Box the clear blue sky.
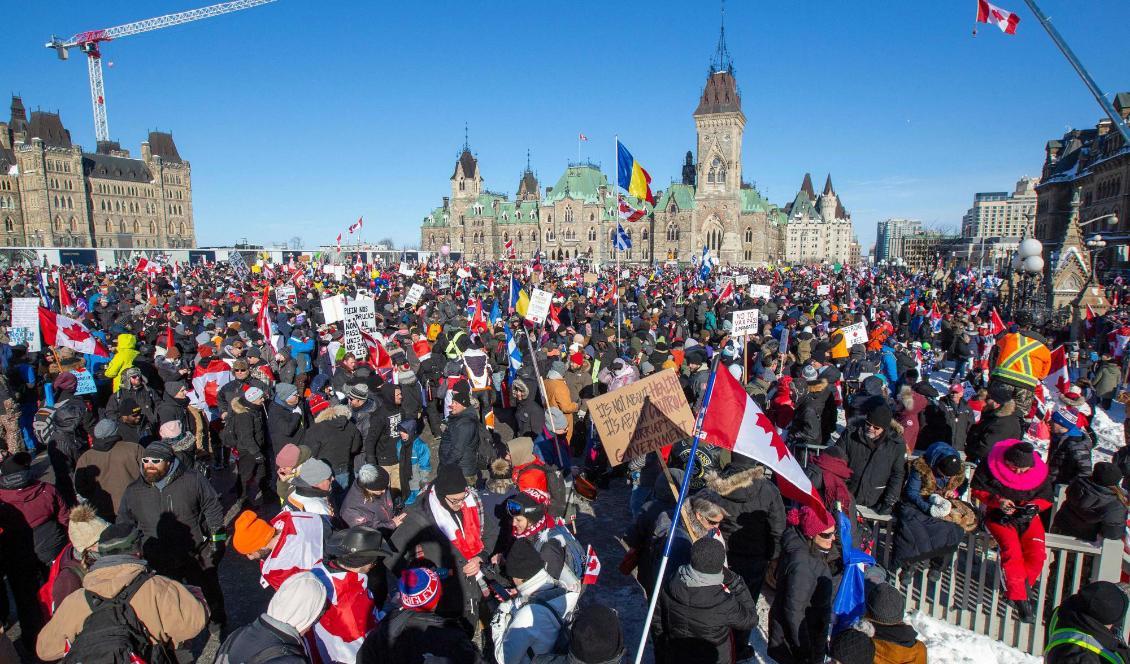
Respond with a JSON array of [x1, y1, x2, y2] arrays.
[[4, 1, 1128, 251]]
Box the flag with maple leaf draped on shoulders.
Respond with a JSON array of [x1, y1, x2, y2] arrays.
[[700, 364, 828, 519], [38, 307, 109, 357]]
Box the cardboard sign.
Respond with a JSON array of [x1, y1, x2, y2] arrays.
[[750, 284, 771, 300], [588, 369, 696, 467], [437, 275, 451, 290], [734, 274, 750, 286], [342, 295, 377, 359], [526, 288, 553, 324], [583, 273, 598, 284], [730, 309, 761, 337], [816, 284, 830, 296], [275, 285, 297, 308], [320, 294, 346, 324], [73, 369, 97, 396], [10, 297, 41, 352], [228, 252, 251, 281], [841, 321, 868, 348], [405, 284, 426, 306], [398, 263, 415, 276]]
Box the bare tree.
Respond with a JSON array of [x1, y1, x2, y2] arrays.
[[377, 237, 396, 250], [289, 236, 304, 250]]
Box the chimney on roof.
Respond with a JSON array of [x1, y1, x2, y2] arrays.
[[141, 141, 152, 162], [443, 196, 449, 210]]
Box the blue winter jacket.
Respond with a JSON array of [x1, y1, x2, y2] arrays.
[[904, 441, 964, 513]]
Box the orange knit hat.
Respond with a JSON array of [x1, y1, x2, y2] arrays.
[[232, 510, 276, 555]]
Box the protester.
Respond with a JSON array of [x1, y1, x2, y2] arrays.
[[214, 571, 327, 664], [767, 505, 838, 664], [1044, 581, 1130, 663]]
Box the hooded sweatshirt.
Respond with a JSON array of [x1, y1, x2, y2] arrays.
[[103, 333, 139, 392]]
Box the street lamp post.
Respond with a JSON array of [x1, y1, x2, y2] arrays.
[[1010, 238, 1044, 318]]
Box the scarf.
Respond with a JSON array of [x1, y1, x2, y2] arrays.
[[676, 563, 723, 588], [513, 512, 551, 539], [813, 453, 855, 512], [428, 489, 484, 562]]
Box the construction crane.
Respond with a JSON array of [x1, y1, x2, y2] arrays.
[[46, 0, 277, 144]]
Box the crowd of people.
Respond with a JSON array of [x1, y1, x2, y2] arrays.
[[0, 255, 1124, 663]]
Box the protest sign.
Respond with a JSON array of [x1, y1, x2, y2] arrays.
[[734, 274, 750, 286], [437, 274, 451, 290], [228, 252, 251, 281], [816, 284, 830, 296], [456, 267, 471, 279], [320, 294, 346, 324], [526, 288, 552, 324], [583, 273, 598, 284], [841, 321, 868, 348], [10, 297, 41, 352], [587, 369, 696, 467], [342, 295, 377, 359], [620, 269, 629, 279], [73, 369, 97, 396], [398, 263, 415, 277], [730, 309, 761, 337], [404, 283, 426, 306], [749, 284, 771, 300], [274, 285, 297, 308]]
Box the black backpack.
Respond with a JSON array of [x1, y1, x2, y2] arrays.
[[63, 571, 174, 664]]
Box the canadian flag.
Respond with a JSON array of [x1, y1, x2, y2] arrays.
[[715, 281, 735, 305], [1043, 345, 1071, 398], [470, 297, 489, 335], [38, 307, 108, 357], [192, 358, 233, 408], [259, 511, 328, 590], [348, 216, 363, 234], [1085, 304, 1097, 337], [700, 366, 829, 520], [990, 307, 1006, 335], [57, 273, 74, 312], [618, 195, 646, 223], [356, 323, 394, 381], [582, 544, 601, 584], [976, 0, 1020, 34], [548, 304, 562, 331], [257, 287, 277, 353], [504, 238, 515, 258], [578, 133, 588, 142], [312, 569, 378, 664], [134, 257, 162, 274]]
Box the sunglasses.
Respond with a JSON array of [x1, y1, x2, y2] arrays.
[[140, 457, 167, 465], [816, 530, 837, 540], [233, 368, 249, 373]]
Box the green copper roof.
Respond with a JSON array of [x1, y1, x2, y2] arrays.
[[423, 205, 448, 227], [543, 164, 610, 204], [466, 193, 509, 219], [786, 189, 816, 219], [740, 187, 776, 214], [655, 183, 696, 212]]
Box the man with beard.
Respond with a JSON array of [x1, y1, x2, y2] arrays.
[[116, 440, 228, 636], [104, 367, 159, 434]]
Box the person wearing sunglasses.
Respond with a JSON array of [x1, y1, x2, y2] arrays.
[[767, 505, 838, 664]]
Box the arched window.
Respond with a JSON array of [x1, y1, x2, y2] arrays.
[[744, 226, 753, 243], [707, 227, 722, 252], [667, 224, 679, 242], [119, 220, 126, 233], [3, 218, 12, 232], [179, 222, 186, 235], [69, 217, 76, 232], [54, 216, 61, 231], [588, 227, 596, 241], [133, 221, 140, 234], [642, 228, 649, 241], [517, 231, 523, 242], [708, 157, 726, 185], [503, 232, 509, 242], [105, 220, 111, 233], [565, 208, 574, 224]]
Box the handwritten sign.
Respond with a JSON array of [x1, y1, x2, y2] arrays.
[[750, 284, 771, 300], [526, 288, 553, 324], [10, 297, 41, 352], [583, 273, 598, 284], [398, 263, 415, 277], [437, 274, 451, 291], [73, 369, 97, 396], [320, 294, 345, 324], [274, 285, 297, 308], [587, 369, 696, 467], [730, 309, 761, 337], [734, 274, 750, 286], [404, 284, 426, 306], [841, 321, 868, 348], [342, 295, 377, 359], [816, 284, 830, 296]]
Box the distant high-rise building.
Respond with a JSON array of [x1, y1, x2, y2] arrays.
[[875, 218, 922, 262], [961, 177, 1038, 239]]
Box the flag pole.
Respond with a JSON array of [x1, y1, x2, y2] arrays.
[[614, 135, 621, 351], [632, 355, 721, 664]]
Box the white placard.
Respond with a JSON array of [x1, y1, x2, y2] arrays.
[[437, 275, 451, 290], [274, 285, 296, 308], [405, 284, 425, 306], [526, 288, 553, 324], [456, 267, 471, 279], [841, 321, 868, 348], [10, 297, 41, 352], [730, 309, 760, 337], [816, 284, 830, 296], [750, 284, 771, 300], [320, 294, 345, 325], [734, 274, 750, 286], [322, 265, 336, 275], [620, 269, 630, 279], [333, 265, 346, 280], [398, 263, 415, 276], [342, 295, 377, 359]]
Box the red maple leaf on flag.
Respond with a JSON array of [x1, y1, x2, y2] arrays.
[[62, 323, 92, 343], [755, 412, 791, 461]]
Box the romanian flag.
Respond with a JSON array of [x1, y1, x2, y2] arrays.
[[617, 141, 654, 204]]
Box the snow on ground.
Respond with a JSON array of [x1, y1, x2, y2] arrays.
[[1092, 400, 1125, 463], [907, 611, 1040, 664]]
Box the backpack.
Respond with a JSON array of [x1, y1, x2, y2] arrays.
[[541, 524, 587, 589], [33, 405, 57, 448], [518, 462, 570, 519], [525, 587, 572, 656], [476, 423, 498, 470], [63, 571, 175, 664]]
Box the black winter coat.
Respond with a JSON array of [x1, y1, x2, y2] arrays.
[[1051, 477, 1128, 541], [266, 399, 307, 456], [214, 615, 310, 663], [965, 400, 1022, 463], [788, 388, 824, 449], [228, 397, 267, 460], [1048, 430, 1094, 486], [767, 530, 836, 664], [652, 567, 758, 664], [513, 387, 545, 439], [834, 420, 906, 511], [440, 408, 480, 478], [365, 385, 402, 466], [116, 459, 224, 573], [357, 606, 482, 664], [1045, 600, 1130, 664], [305, 406, 362, 474], [918, 398, 973, 453], [699, 464, 785, 560]]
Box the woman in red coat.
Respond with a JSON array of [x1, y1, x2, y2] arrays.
[[971, 438, 1053, 624]]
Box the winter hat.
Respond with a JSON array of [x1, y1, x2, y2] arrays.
[[399, 567, 443, 612], [158, 420, 183, 440], [802, 364, 821, 385], [166, 430, 195, 454], [506, 437, 536, 466], [267, 571, 327, 635], [547, 361, 566, 379], [412, 340, 431, 361], [788, 505, 836, 538], [507, 491, 543, 520], [569, 603, 624, 664], [433, 463, 468, 496], [866, 404, 893, 429], [546, 407, 568, 433], [276, 443, 302, 468], [569, 352, 584, 366], [357, 464, 390, 492], [1003, 441, 1036, 469], [123, 366, 143, 380], [53, 371, 78, 392], [1074, 581, 1130, 625], [867, 582, 907, 624], [164, 380, 187, 397], [232, 359, 250, 371], [987, 383, 1011, 405], [118, 396, 142, 416], [232, 510, 277, 555], [1051, 410, 1077, 430], [451, 388, 472, 408], [93, 418, 121, 443], [347, 383, 370, 401], [949, 383, 965, 395], [97, 522, 142, 557], [689, 537, 726, 575], [297, 457, 333, 486], [274, 382, 298, 403], [243, 386, 265, 403], [143, 440, 175, 462], [1092, 462, 1123, 487], [68, 504, 110, 555], [0, 452, 31, 489], [828, 628, 875, 664], [308, 394, 331, 416], [504, 538, 545, 581], [935, 454, 963, 477]]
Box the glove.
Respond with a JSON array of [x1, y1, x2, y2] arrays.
[[209, 534, 228, 566], [929, 497, 953, 519]]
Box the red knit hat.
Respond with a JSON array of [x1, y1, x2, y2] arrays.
[[309, 394, 330, 416], [788, 506, 836, 538], [569, 352, 584, 366]]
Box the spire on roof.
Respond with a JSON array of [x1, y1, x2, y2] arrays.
[[710, 0, 733, 74], [800, 173, 815, 198], [526, 148, 531, 172], [463, 122, 469, 152], [823, 174, 834, 195]]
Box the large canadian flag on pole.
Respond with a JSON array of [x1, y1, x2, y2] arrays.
[[38, 307, 108, 357], [976, 0, 1020, 34], [700, 366, 829, 520], [1043, 344, 1071, 398]]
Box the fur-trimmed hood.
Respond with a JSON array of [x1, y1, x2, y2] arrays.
[[314, 404, 351, 424], [704, 466, 766, 496]]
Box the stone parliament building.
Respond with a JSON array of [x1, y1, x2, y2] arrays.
[[0, 96, 196, 249]]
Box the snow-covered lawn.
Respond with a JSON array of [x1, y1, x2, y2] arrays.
[[907, 611, 1041, 664]]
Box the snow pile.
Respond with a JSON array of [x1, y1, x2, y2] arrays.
[[1091, 401, 1125, 463], [907, 611, 1040, 664]]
